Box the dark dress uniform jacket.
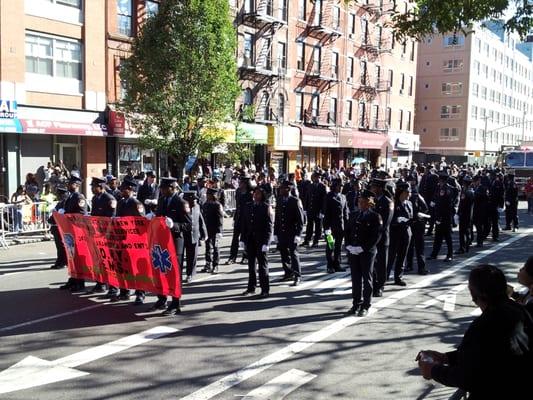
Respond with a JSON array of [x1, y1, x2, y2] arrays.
[[156, 192, 192, 238], [322, 191, 349, 232], [374, 195, 393, 246], [241, 201, 273, 246], [184, 203, 207, 245], [458, 188, 474, 221], [202, 201, 224, 236], [345, 209, 382, 253], [473, 185, 489, 222], [434, 185, 455, 226], [64, 191, 87, 214], [116, 196, 144, 217], [488, 180, 505, 209], [504, 181, 519, 204], [137, 182, 159, 204], [91, 192, 116, 217], [274, 195, 304, 243], [410, 193, 429, 225], [304, 182, 327, 216]]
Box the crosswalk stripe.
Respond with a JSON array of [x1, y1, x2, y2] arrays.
[[241, 369, 316, 400]]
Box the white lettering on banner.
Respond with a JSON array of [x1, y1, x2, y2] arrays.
[[0, 100, 17, 119]]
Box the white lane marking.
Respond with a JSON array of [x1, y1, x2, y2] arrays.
[[179, 230, 532, 400], [0, 304, 104, 333], [310, 272, 350, 291], [416, 283, 468, 312], [470, 308, 482, 316], [0, 326, 177, 394], [241, 369, 316, 400]]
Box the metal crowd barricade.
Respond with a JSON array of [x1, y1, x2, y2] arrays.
[[223, 189, 237, 215], [0, 201, 53, 249]]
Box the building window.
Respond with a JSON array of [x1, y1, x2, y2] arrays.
[[400, 73, 405, 94], [361, 19, 368, 44], [243, 88, 253, 106], [470, 128, 477, 141], [297, 42, 305, 70], [408, 76, 413, 96], [360, 60, 367, 84], [345, 100, 353, 124], [264, 38, 272, 70], [472, 83, 479, 97], [313, 0, 322, 25], [146, 1, 159, 17], [388, 69, 393, 88], [443, 59, 463, 72], [298, 0, 306, 19], [406, 111, 411, 131], [386, 107, 392, 127], [260, 91, 270, 120], [277, 94, 285, 122], [358, 102, 366, 128], [372, 105, 379, 129], [410, 41, 415, 61], [398, 109, 403, 130], [312, 46, 321, 74], [347, 57, 354, 82], [332, 52, 339, 77], [348, 13, 355, 35], [440, 128, 459, 141], [277, 42, 287, 69], [443, 34, 464, 47], [25, 33, 81, 80], [243, 33, 253, 66], [332, 6, 340, 29], [311, 94, 319, 121], [329, 98, 337, 124], [481, 86, 487, 100], [471, 105, 478, 119], [117, 0, 133, 36], [295, 92, 303, 121], [375, 65, 381, 86], [442, 82, 463, 95], [440, 105, 461, 119]]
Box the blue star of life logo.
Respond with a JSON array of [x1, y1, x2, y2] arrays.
[[151, 245, 173, 274], [64, 233, 75, 258]]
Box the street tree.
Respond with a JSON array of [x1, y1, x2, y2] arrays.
[[119, 0, 240, 177]]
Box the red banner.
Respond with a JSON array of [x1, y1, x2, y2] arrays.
[[54, 213, 181, 297]]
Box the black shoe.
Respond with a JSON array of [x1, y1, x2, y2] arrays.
[[162, 306, 181, 316], [455, 249, 465, 255], [444, 256, 453, 262], [373, 288, 383, 297], [225, 258, 236, 265], [70, 282, 85, 292], [357, 308, 369, 317], [512, 227, 517, 232], [50, 264, 65, 269], [492, 238, 500, 242], [404, 266, 413, 272], [347, 305, 359, 315], [311, 242, 319, 248], [242, 289, 255, 296], [327, 268, 335, 274], [239, 257, 247, 264], [418, 268, 429, 275], [334, 267, 346, 272], [301, 241, 310, 247], [292, 276, 301, 287], [503, 226, 511, 231], [109, 295, 120, 302], [59, 280, 74, 290], [87, 283, 105, 294], [428, 255, 437, 260], [476, 243, 483, 248], [201, 266, 211, 273], [211, 266, 219, 274], [118, 293, 130, 301], [277, 274, 294, 282], [134, 294, 145, 305], [258, 292, 269, 299], [103, 290, 118, 299], [149, 299, 167, 311], [184, 275, 192, 283], [394, 279, 407, 287]]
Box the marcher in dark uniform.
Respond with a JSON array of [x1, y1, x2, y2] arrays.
[[59, 176, 88, 291], [345, 189, 382, 316], [201, 188, 224, 274], [106, 176, 122, 201], [370, 178, 394, 297], [226, 176, 253, 264], [137, 171, 159, 214], [86, 177, 118, 295], [419, 168, 438, 236], [344, 177, 361, 214], [49, 186, 69, 269], [240, 187, 273, 298], [387, 182, 413, 286], [504, 173, 519, 232], [151, 177, 192, 316], [274, 180, 305, 286], [322, 178, 349, 273], [456, 175, 474, 254], [182, 191, 207, 283], [115, 177, 145, 304], [485, 172, 505, 242], [472, 175, 490, 247], [429, 172, 454, 261], [406, 182, 430, 275], [303, 172, 327, 247]]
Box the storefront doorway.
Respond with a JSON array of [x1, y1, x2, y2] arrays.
[[58, 143, 80, 171]]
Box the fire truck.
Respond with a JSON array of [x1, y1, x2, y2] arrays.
[[501, 144, 533, 197]]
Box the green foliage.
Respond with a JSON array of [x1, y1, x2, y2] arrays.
[[119, 0, 240, 173], [216, 125, 255, 167], [241, 104, 256, 122]]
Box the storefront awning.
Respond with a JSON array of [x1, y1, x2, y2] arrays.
[[267, 125, 300, 151], [0, 118, 22, 133], [300, 126, 339, 148], [388, 131, 420, 151], [237, 122, 268, 144], [340, 129, 388, 149]]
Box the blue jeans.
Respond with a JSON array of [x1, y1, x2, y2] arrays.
[[12, 208, 23, 232]]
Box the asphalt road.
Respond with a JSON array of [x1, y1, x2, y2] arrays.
[[0, 206, 531, 400]]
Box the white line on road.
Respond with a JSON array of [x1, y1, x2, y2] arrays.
[[241, 369, 316, 400], [416, 283, 468, 311], [179, 230, 532, 400]]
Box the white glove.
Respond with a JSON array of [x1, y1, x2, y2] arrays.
[[261, 245, 269, 252], [144, 199, 157, 205], [294, 236, 302, 244], [325, 229, 332, 235], [505, 201, 510, 206], [319, 213, 324, 219], [353, 246, 363, 254], [418, 212, 430, 219], [430, 201, 435, 207], [58, 208, 65, 215], [397, 217, 409, 223], [453, 215, 459, 225], [145, 212, 155, 220], [272, 235, 278, 242], [216, 233, 223, 239], [497, 208, 503, 213], [239, 241, 245, 250], [346, 245, 363, 255], [165, 217, 174, 229], [303, 211, 307, 217], [435, 220, 441, 225]]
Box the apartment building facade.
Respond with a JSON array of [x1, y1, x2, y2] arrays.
[[414, 22, 533, 164], [234, 0, 419, 173]]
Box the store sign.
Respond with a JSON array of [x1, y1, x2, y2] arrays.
[[389, 132, 420, 151], [0, 99, 17, 119], [268, 126, 300, 151], [301, 127, 338, 148], [20, 119, 108, 136], [108, 111, 126, 136]]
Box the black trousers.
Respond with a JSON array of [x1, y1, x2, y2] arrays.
[[458, 218, 472, 251], [51, 225, 67, 266], [279, 240, 301, 277], [431, 223, 453, 257], [484, 207, 500, 240], [474, 218, 486, 246], [505, 202, 518, 229], [426, 204, 435, 233], [373, 240, 389, 291], [158, 236, 184, 303], [205, 236, 220, 267], [246, 240, 269, 293], [304, 214, 322, 244], [406, 223, 426, 271], [184, 241, 198, 277], [388, 227, 411, 281], [229, 222, 246, 260], [325, 229, 344, 269], [350, 251, 376, 309]]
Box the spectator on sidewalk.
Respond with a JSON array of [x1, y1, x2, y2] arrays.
[[10, 186, 31, 233], [416, 264, 533, 399]]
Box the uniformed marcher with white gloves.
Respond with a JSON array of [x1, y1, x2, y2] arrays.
[[322, 178, 349, 274], [274, 180, 305, 286], [201, 188, 224, 274]]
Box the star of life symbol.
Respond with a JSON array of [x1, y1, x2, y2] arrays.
[[64, 233, 75, 258], [151, 245, 173, 273]]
